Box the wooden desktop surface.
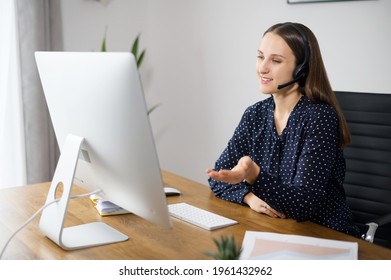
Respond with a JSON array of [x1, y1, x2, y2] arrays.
[[0, 170, 390, 260]]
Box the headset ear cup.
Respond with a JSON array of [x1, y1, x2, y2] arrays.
[[293, 63, 307, 79], [293, 65, 301, 80], [287, 23, 310, 85]]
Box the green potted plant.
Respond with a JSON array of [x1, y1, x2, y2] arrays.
[[205, 235, 242, 260]]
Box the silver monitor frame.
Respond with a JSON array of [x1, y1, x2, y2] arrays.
[[35, 51, 171, 250]]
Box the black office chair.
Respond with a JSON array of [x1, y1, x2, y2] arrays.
[[335, 91, 391, 249]]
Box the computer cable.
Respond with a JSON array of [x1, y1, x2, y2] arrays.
[[0, 188, 102, 259]]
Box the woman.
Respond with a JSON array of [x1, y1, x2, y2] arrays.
[[206, 22, 360, 237]]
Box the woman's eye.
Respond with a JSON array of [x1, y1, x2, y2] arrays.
[[272, 60, 282, 63]]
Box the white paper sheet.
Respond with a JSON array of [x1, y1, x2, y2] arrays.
[[240, 231, 358, 260]]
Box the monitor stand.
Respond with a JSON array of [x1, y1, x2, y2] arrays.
[[39, 134, 128, 250]]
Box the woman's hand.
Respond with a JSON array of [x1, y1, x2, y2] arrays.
[[206, 156, 285, 219], [206, 156, 260, 184], [243, 192, 286, 219]]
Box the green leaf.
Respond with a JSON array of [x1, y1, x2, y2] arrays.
[[147, 103, 161, 115], [131, 34, 140, 58], [101, 27, 108, 52], [204, 235, 242, 260], [101, 34, 107, 52], [137, 49, 145, 68]]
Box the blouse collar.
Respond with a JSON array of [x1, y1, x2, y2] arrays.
[[269, 95, 307, 139]]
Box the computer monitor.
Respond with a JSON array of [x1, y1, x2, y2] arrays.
[[35, 51, 171, 250]]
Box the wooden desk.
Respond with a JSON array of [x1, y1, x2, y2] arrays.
[[1, 171, 390, 260]]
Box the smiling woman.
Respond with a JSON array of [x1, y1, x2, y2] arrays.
[[206, 22, 360, 239]]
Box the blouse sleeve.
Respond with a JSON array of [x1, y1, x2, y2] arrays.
[[208, 106, 256, 203], [253, 106, 341, 222]]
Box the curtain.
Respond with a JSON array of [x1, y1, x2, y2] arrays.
[[0, 0, 26, 188], [0, 0, 61, 188]]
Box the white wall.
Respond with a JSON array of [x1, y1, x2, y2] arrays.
[[59, 0, 391, 184]]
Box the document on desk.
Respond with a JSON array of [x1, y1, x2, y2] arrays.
[[240, 231, 358, 260]]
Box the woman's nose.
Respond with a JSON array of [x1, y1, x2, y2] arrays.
[[256, 59, 269, 75]]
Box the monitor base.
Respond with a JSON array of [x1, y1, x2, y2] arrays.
[[39, 134, 128, 250], [60, 222, 128, 250]]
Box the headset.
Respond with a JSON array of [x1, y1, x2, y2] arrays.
[[277, 22, 310, 90]]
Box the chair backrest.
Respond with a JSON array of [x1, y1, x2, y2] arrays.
[[335, 91, 391, 249]]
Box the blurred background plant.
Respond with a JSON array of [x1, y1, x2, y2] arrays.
[[100, 31, 160, 115], [205, 235, 242, 260]]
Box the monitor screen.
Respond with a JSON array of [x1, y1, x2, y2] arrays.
[[35, 51, 171, 250]]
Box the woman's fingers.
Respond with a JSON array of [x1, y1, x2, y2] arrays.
[[206, 169, 243, 184], [264, 204, 286, 219]]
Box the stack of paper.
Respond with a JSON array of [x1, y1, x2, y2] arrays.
[[89, 194, 130, 216], [240, 231, 358, 260]]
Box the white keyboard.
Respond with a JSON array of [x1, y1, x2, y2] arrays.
[[168, 202, 238, 230]]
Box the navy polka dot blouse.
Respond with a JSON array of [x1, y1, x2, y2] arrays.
[[209, 95, 360, 237]]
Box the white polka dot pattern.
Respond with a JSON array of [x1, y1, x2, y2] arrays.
[[208, 96, 360, 237]]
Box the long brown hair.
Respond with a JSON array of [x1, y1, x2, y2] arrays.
[[264, 22, 351, 147]]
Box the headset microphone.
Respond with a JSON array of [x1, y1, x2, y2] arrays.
[[277, 74, 303, 90]]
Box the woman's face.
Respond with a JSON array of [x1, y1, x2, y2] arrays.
[[256, 32, 297, 94]]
